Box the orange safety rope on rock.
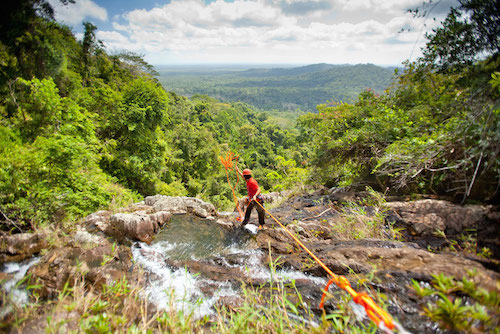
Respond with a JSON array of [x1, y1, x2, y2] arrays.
[[252, 199, 397, 333], [219, 151, 244, 220]]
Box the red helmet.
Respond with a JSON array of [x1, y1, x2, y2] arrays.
[[242, 169, 252, 176]]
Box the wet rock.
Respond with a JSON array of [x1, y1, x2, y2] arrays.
[[0, 233, 48, 263], [302, 242, 498, 291], [255, 228, 297, 254], [0, 271, 12, 281], [216, 295, 244, 309], [183, 260, 246, 282], [27, 244, 133, 299], [214, 218, 235, 229], [148, 211, 172, 232], [385, 199, 489, 237]]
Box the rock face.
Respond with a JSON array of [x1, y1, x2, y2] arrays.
[[108, 212, 161, 244], [244, 194, 500, 292], [27, 242, 134, 299], [385, 199, 500, 259], [5, 191, 499, 334], [29, 195, 220, 300], [0, 233, 48, 263], [82, 196, 217, 244], [145, 195, 216, 218], [385, 199, 489, 237]]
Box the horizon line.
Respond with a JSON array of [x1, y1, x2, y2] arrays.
[[151, 62, 403, 68]]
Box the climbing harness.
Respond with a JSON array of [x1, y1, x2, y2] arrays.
[[252, 199, 409, 334], [218, 152, 408, 333], [219, 151, 244, 221]]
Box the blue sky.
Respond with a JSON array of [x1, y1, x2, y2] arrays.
[[50, 0, 458, 66]]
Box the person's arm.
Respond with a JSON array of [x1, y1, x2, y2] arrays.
[[252, 185, 261, 201], [235, 165, 243, 178]]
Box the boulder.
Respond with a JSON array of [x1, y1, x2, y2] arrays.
[[0, 233, 48, 263], [108, 213, 157, 244], [83, 206, 172, 244], [74, 226, 109, 247], [145, 195, 216, 217], [83, 210, 112, 234], [385, 199, 489, 237], [27, 244, 134, 299], [148, 211, 172, 232]]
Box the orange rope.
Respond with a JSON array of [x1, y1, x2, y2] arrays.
[[253, 200, 396, 332], [219, 151, 244, 220], [319, 278, 335, 309]]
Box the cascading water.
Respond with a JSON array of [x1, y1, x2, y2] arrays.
[[0, 257, 40, 318], [132, 214, 328, 319]]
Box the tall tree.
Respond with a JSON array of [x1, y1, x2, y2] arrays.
[[82, 21, 100, 86], [419, 0, 500, 70]]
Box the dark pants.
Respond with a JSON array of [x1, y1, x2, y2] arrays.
[[242, 200, 265, 226]]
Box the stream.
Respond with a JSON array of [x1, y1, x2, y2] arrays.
[[131, 214, 329, 319]]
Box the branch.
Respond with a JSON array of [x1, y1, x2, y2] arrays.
[[465, 152, 483, 198], [303, 208, 333, 221], [0, 209, 23, 233]]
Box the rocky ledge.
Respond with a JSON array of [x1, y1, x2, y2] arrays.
[[1, 193, 499, 333], [1, 196, 218, 300], [83, 195, 216, 244]]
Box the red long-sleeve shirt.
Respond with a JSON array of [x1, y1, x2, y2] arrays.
[[245, 177, 259, 198]]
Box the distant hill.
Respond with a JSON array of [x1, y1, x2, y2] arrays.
[[237, 63, 337, 77], [156, 63, 397, 112]]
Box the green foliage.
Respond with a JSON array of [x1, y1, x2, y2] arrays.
[[300, 49, 500, 200], [0, 131, 138, 227], [412, 271, 499, 332], [98, 77, 170, 195], [414, 0, 500, 71], [267, 156, 308, 192], [0, 4, 310, 228]]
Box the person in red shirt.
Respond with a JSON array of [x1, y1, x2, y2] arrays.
[[236, 167, 266, 230]]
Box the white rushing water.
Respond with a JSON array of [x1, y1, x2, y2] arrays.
[[131, 241, 239, 318], [132, 227, 327, 319], [0, 257, 40, 318]]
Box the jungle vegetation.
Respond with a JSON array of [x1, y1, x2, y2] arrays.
[[0, 0, 498, 233], [156, 63, 396, 112]]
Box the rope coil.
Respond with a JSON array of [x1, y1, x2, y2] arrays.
[[219, 151, 244, 220]]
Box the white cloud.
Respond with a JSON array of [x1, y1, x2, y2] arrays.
[[94, 0, 453, 65], [50, 0, 107, 25], [334, 0, 422, 13]]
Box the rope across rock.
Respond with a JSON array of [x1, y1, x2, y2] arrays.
[[219, 151, 410, 333]]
